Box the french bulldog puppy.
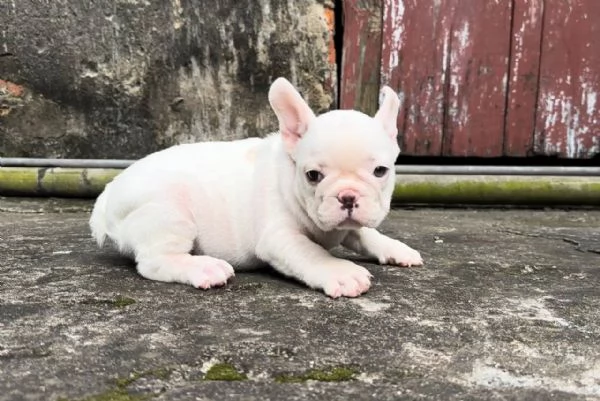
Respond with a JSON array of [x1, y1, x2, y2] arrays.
[[90, 77, 422, 298]]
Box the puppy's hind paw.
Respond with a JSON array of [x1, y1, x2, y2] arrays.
[[185, 256, 235, 289]]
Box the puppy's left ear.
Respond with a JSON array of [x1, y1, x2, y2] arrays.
[[374, 86, 400, 139], [269, 78, 316, 154]]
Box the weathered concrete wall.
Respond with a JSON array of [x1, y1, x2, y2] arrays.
[[0, 0, 336, 158]]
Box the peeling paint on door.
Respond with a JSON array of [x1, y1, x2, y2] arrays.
[[339, 0, 383, 116], [534, 0, 600, 159], [341, 0, 600, 159], [504, 0, 544, 157]]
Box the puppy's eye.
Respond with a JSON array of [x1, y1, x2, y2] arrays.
[[373, 166, 389, 177], [305, 170, 324, 184]]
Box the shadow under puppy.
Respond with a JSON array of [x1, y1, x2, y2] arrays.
[[90, 78, 423, 298]]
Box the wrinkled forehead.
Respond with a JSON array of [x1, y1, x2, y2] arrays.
[[297, 111, 395, 168], [312, 110, 383, 136]]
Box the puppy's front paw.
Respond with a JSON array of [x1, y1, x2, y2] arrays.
[[377, 240, 423, 267], [321, 261, 372, 299]]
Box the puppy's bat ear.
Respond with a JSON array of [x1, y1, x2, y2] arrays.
[[374, 86, 400, 140], [269, 78, 316, 154]]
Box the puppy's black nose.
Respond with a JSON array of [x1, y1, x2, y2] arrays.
[[339, 195, 356, 210]]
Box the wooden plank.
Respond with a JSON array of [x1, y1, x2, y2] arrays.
[[534, 0, 600, 158], [339, 0, 382, 116], [440, 1, 512, 157], [381, 0, 446, 156], [323, 4, 339, 107], [381, 0, 512, 157], [504, 0, 544, 157]]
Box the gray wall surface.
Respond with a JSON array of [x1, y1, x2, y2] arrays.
[[0, 0, 336, 159]]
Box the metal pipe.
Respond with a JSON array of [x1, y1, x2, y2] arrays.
[[0, 167, 121, 198], [1, 158, 599, 176], [1, 167, 600, 205], [395, 165, 600, 176], [0, 158, 133, 169], [393, 175, 600, 206]]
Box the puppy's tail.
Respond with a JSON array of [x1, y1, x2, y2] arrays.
[[89, 184, 110, 247]]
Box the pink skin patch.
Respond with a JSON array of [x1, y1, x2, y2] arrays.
[[166, 183, 196, 221]]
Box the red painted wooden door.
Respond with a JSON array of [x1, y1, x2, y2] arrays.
[[340, 0, 600, 159]]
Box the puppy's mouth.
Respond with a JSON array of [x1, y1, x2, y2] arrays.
[[335, 208, 364, 228], [337, 217, 363, 229], [315, 213, 364, 231], [315, 196, 383, 231]]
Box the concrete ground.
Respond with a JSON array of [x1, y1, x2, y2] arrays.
[[1, 197, 599, 401]]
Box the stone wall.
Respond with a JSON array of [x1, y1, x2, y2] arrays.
[[0, 0, 336, 159]]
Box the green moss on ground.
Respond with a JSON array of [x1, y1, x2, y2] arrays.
[[204, 363, 247, 381], [275, 366, 358, 383], [114, 367, 172, 388], [81, 295, 136, 308], [58, 367, 172, 401], [58, 388, 150, 401], [112, 296, 137, 308]]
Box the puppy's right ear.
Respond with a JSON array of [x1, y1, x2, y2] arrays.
[[269, 78, 316, 154]]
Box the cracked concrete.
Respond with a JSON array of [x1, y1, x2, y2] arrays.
[[1, 197, 599, 400]]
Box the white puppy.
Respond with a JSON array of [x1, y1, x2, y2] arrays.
[[90, 78, 422, 298]]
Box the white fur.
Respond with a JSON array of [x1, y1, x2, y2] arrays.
[[90, 78, 423, 298]]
